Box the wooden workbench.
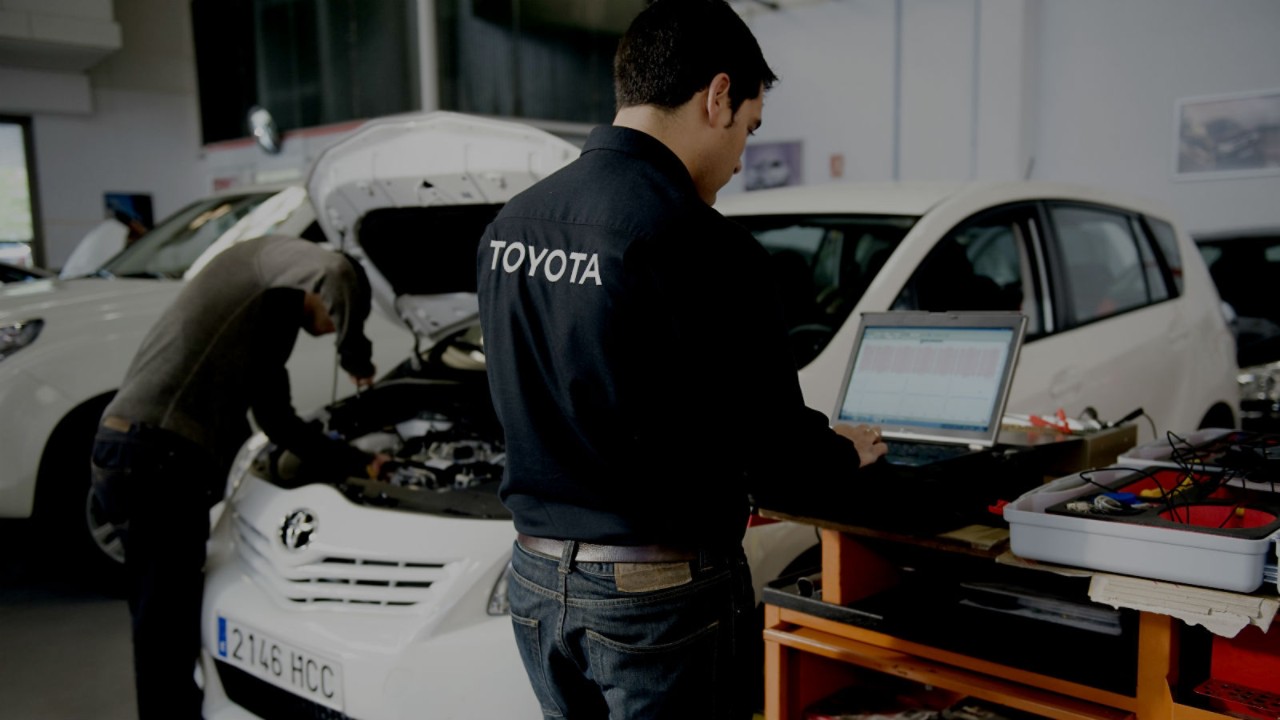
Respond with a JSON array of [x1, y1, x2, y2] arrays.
[[760, 507, 1279, 720]]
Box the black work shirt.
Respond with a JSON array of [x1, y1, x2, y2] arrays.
[[477, 125, 862, 549]]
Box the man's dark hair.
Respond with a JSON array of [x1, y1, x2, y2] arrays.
[[614, 0, 778, 114]]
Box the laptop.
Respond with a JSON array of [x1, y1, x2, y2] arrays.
[[832, 311, 1028, 470]]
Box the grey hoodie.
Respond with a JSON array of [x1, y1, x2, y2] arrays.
[[104, 235, 374, 471]]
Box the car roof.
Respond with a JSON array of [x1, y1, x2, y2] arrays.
[[713, 180, 1176, 222], [1194, 227, 1280, 244], [715, 181, 969, 216]]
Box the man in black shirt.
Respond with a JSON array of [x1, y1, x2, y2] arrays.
[[477, 1, 886, 717], [92, 236, 388, 718]]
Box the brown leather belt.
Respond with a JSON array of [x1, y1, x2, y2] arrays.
[[516, 533, 697, 563], [101, 415, 134, 433]]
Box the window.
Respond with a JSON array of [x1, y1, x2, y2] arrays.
[[739, 214, 917, 367], [435, 0, 632, 124], [1131, 217, 1169, 303], [893, 207, 1042, 336], [1144, 218, 1183, 295], [193, 0, 421, 145], [1049, 205, 1153, 326], [0, 117, 37, 268]]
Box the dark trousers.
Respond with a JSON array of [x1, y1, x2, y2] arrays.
[[507, 540, 756, 720], [92, 423, 218, 719]]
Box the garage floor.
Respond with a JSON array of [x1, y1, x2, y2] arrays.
[[0, 519, 137, 719]]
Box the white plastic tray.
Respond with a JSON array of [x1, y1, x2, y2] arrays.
[[1004, 467, 1279, 593], [1118, 427, 1232, 466]]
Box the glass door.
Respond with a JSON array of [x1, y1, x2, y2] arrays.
[[0, 117, 38, 268]]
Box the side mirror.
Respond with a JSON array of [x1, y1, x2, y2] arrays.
[[248, 106, 283, 155]]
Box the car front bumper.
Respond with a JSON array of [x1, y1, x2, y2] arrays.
[[201, 474, 538, 720]]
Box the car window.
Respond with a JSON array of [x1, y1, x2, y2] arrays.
[[1049, 204, 1152, 326], [892, 208, 1041, 336], [181, 187, 314, 279], [1203, 238, 1280, 322], [1198, 245, 1223, 266], [1144, 217, 1183, 295], [1131, 217, 1170, 303], [737, 214, 917, 367], [101, 193, 274, 278]]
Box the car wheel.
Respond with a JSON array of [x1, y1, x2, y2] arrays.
[[84, 484, 128, 566], [33, 396, 126, 594]]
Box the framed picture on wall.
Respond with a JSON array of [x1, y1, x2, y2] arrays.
[[744, 140, 803, 191], [1175, 88, 1280, 179]]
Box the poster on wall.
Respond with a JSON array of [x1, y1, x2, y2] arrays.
[[1175, 89, 1280, 178], [744, 140, 803, 191]]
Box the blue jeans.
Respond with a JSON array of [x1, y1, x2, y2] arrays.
[[508, 539, 756, 720], [91, 423, 218, 720]]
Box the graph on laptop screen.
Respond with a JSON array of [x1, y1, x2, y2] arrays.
[[837, 325, 1015, 435]]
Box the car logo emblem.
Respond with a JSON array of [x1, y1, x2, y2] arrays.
[[281, 510, 317, 550]]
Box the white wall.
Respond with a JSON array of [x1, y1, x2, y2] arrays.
[[736, 0, 898, 189], [742, 0, 1280, 235], [29, 0, 204, 268], [738, 0, 1037, 194], [1033, 0, 1280, 234]]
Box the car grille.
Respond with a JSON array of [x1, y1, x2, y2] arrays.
[[216, 660, 355, 720], [233, 513, 456, 607]]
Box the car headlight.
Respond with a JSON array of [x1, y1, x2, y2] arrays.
[[1238, 363, 1280, 404], [487, 561, 512, 616], [225, 431, 270, 500], [0, 319, 43, 361]]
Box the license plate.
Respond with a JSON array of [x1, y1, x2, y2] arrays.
[[216, 614, 344, 710]]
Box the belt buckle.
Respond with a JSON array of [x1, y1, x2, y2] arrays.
[[102, 416, 133, 433]]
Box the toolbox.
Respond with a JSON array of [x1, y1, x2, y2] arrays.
[[1004, 465, 1280, 592]]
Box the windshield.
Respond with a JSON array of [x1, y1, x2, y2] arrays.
[[735, 214, 918, 366], [99, 192, 276, 278]]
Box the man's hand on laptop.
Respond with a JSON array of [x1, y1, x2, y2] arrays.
[[835, 423, 889, 467]]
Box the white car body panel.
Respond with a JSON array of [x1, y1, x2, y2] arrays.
[[202, 476, 537, 720], [0, 278, 180, 514]]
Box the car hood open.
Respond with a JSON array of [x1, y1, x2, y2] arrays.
[[307, 112, 580, 347]]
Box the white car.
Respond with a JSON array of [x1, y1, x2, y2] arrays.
[[201, 115, 1237, 719], [0, 184, 410, 579], [718, 181, 1238, 436]]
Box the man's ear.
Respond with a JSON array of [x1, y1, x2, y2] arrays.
[[703, 72, 733, 128]]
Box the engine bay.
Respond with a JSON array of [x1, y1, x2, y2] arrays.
[[254, 377, 511, 519]]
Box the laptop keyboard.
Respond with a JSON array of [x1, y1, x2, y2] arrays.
[[883, 440, 972, 467]]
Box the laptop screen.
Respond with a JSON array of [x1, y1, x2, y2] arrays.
[[833, 312, 1027, 447]]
